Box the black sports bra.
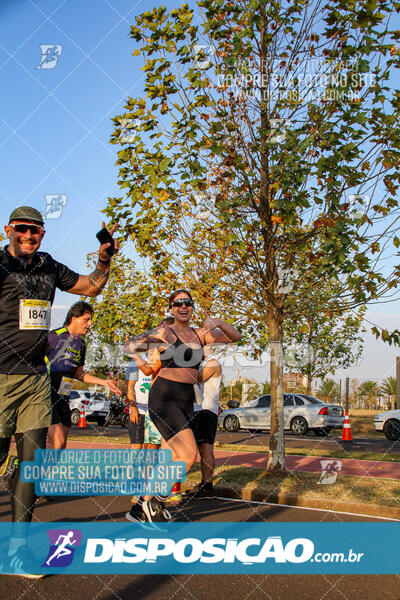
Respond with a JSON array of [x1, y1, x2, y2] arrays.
[[159, 327, 204, 370]]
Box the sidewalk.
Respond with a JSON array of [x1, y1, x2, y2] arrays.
[[54, 441, 400, 481]]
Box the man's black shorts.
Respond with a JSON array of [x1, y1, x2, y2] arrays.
[[127, 413, 145, 444], [191, 409, 218, 445], [51, 395, 72, 428]]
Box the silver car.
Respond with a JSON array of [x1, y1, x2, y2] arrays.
[[218, 393, 344, 436]]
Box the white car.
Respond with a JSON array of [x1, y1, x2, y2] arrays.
[[373, 409, 400, 440], [69, 390, 110, 426], [218, 393, 344, 436]]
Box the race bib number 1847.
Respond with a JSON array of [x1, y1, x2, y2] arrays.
[[19, 299, 51, 330]]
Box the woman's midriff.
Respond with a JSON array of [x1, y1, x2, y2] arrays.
[[158, 367, 199, 384]]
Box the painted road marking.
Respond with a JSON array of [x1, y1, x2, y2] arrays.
[[214, 497, 399, 521]]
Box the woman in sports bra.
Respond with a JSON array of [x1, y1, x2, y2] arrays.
[[127, 290, 241, 522], [148, 290, 241, 490]]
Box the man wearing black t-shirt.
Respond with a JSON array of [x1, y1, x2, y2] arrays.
[[0, 205, 119, 577], [47, 301, 121, 449]]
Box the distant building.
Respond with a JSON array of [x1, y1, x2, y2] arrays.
[[284, 372, 307, 392]]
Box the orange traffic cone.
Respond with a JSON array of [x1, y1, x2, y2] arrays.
[[341, 411, 353, 442], [78, 404, 87, 428]]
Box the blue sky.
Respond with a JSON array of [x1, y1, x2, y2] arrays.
[[1, 0, 399, 385], [0, 0, 173, 287]]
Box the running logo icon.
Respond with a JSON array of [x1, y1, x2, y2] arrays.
[[44, 194, 67, 219], [42, 529, 82, 567], [37, 45, 62, 69], [318, 460, 342, 485]]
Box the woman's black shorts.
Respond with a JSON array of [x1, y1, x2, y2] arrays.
[[149, 376, 195, 441], [127, 413, 145, 444]]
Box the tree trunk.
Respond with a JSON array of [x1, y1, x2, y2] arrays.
[[266, 313, 285, 474], [306, 373, 312, 396], [306, 321, 313, 395], [259, 3, 285, 474]]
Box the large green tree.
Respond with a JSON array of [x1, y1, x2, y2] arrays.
[[284, 282, 365, 393], [105, 0, 400, 472], [84, 251, 167, 378], [86, 251, 167, 342]]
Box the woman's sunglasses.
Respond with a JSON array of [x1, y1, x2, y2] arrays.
[[171, 299, 194, 308], [10, 223, 44, 235]]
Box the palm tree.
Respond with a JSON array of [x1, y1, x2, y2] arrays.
[[262, 381, 271, 395], [358, 380, 378, 409], [379, 377, 396, 410], [317, 378, 340, 403]]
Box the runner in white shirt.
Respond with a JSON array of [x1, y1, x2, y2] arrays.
[[126, 358, 152, 449], [125, 347, 165, 523], [189, 346, 222, 497]]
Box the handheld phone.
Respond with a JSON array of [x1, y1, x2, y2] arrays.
[[96, 227, 117, 257]]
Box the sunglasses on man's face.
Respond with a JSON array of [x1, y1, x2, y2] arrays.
[[171, 299, 194, 308], [10, 223, 44, 235]]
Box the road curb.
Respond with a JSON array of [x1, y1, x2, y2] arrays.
[[206, 486, 400, 519]]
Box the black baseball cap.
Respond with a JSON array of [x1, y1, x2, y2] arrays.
[[8, 206, 44, 226]]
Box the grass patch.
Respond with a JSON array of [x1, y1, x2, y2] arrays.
[[323, 416, 380, 438], [68, 433, 130, 445], [184, 464, 400, 509], [350, 409, 382, 417], [345, 416, 381, 438]]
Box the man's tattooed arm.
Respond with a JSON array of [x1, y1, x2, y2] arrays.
[[65, 258, 112, 297], [88, 260, 110, 291]]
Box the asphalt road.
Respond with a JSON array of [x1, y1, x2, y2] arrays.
[[0, 490, 388, 523], [0, 491, 398, 599], [0, 570, 398, 600]]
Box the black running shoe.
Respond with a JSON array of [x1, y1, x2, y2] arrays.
[[125, 503, 145, 523], [0, 545, 45, 579], [142, 498, 171, 523], [1, 455, 19, 491]]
